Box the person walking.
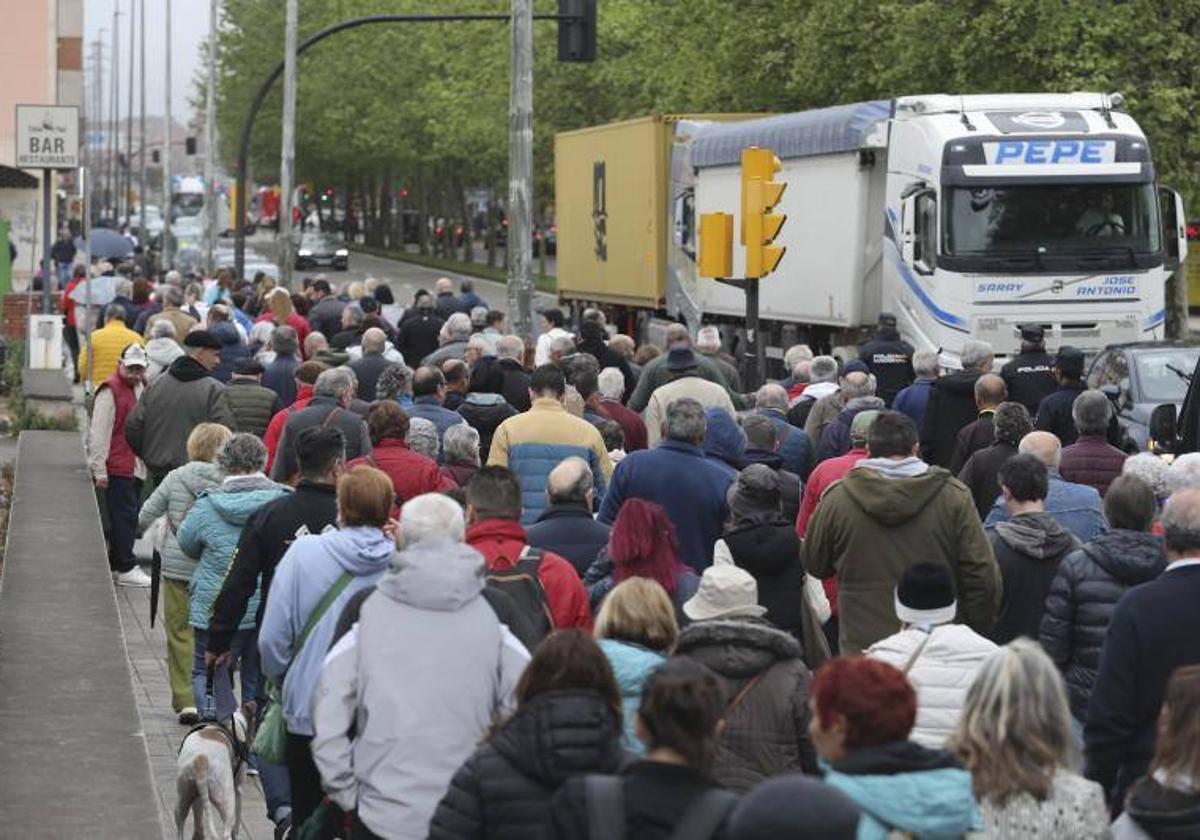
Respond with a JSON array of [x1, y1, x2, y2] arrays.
[[626, 323, 738, 413], [1086, 488, 1200, 809], [1001, 324, 1057, 416], [177, 435, 288, 721], [407, 366, 467, 452], [810, 656, 983, 837], [892, 349, 940, 432], [305, 278, 345, 338], [525, 457, 611, 576], [958, 401, 1032, 519], [815, 373, 885, 463], [857, 312, 914, 406], [348, 327, 393, 401], [80, 303, 145, 387], [311, 493, 530, 840], [440, 423, 482, 489], [738, 415, 802, 524], [428, 630, 627, 840], [346, 402, 453, 508], [727, 775, 862, 839], [396, 293, 445, 368], [597, 366, 648, 452], [257, 465, 397, 829], [456, 358, 518, 457], [594, 578, 679, 754], [1035, 346, 1090, 446], [270, 368, 371, 483], [224, 358, 281, 437], [261, 325, 301, 406], [1040, 475, 1165, 728], [144, 284, 198, 344], [920, 339, 995, 468], [953, 639, 1109, 838], [677, 563, 818, 791], [545, 657, 739, 839], [643, 347, 737, 449], [600, 398, 733, 572], [144, 319, 185, 383], [488, 364, 612, 526], [987, 453, 1080, 645], [89, 344, 150, 587], [866, 562, 998, 748], [751, 384, 813, 479], [124, 330, 236, 484], [947, 373, 1006, 474], [804, 411, 1000, 654], [1060, 389, 1128, 496]]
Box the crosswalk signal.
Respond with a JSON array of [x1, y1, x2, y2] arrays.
[[741, 147, 786, 278]]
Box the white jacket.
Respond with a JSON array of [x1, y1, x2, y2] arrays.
[[866, 625, 998, 748]]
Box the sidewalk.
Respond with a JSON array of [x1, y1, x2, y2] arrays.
[[117, 580, 277, 839]]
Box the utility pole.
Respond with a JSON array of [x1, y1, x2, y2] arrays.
[[203, 0, 218, 276], [108, 7, 119, 221], [162, 0, 172, 272], [278, 0, 299, 290], [138, 0, 146, 241], [125, 1, 135, 224], [507, 0, 535, 341]]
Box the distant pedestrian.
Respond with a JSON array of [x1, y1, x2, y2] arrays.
[[440, 422, 482, 489], [752, 384, 813, 479], [224, 358, 281, 437], [525, 456, 611, 576], [262, 359, 330, 472], [405, 366, 467, 456], [627, 323, 737, 413], [495, 334, 533, 412], [920, 339, 994, 468], [433, 276, 462, 320], [348, 327, 393, 401], [270, 367, 371, 483], [305, 278, 345, 338], [429, 630, 626, 840], [256, 286, 311, 350], [857, 312, 914, 406], [457, 358, 519, 457], [1060, 389, 1128, 496], [347, 401, 453, 508], [396, 292, 444, 366], [643, 347, 736, 448], [1001, 324, 1057, 416], [803, 360, 868, 447], [440, 358, 469, 411], [789, 355, 838, 432], [423, 312, 473, 367], [738, 415, 801, 524], [457, 278, 484, 313], [892, 349, 940, 432], [947, 373, 1006, 475], [81, 303, 146, 387], [953, 639, 1108, 838], [1036, 346, 1089, 446], [695, 324, 742, 394], [815, 372, 884, 464], [597, 366, 647, 452], [534, 306, 573, 367], [144, 284, 198, 345], [958, 401, 1032, 519], [577, 319, 635, 397]]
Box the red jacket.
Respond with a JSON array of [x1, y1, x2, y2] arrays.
[[256, 312, 311, 355], [600, 398, 649, 452], [264, 384, 314, 473], [100, 372, 139, 477], [1059, 434, 1128, 497], [796, 446, 868, 616], [466, 518, 593, 631], [347, 438, 453, 510]]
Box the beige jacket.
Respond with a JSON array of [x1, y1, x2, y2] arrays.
[[643, 375, 736, 447]]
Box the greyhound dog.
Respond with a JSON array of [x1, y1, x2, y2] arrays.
[[174, 701, 256, 839]]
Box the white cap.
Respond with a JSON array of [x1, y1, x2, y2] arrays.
[[120, 344, 149, 369], [683, 564, 767, 622]]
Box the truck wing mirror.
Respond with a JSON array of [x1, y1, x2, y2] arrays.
[[1159, 186, 1188, 271], [1150, 403, 1178, 453]]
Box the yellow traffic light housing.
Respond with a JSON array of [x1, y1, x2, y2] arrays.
[[741, 147, 787, 278], [698, 212, 733, 278]]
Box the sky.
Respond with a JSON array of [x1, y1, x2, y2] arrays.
[[83, 0, 210, 126]]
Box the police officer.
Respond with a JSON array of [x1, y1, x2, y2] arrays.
[[1001, 324, 1057, 416], [858, 312, 914, 406]]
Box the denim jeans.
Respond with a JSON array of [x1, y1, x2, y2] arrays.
[[254, 695, 292, 824], [105, 476, 141, 573], [191, 628, 259, 722]]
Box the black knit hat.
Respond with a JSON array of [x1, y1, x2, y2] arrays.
[[728, 774, 862, 839], [895, 562, 957, 626]]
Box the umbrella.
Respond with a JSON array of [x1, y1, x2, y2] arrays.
[[75, 228, 134, 260], [68, 273, 118, 306]]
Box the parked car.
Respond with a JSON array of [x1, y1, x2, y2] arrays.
[[1088, 341, 1200, 451], [295, 232, 349, 270]]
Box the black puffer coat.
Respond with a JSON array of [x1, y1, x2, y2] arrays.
[[1039, 529, 1165, 719], [675, 619, 817, 792], [429, 690, 627, 840], [722, 520, 806, 640]]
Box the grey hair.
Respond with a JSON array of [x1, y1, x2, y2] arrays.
[[445, 312, 472, 340], [810, 355, 838, 384], [164, 270, 183, 286], [344, 303, 364, 326], [398, 493, 465, 549], [547, 456, 594, 505], [695, 325, 722, 352], [960, 339, 994, 372], [407, 417, 439, 459], [755, 383, 789, 411], [1161, 487, 1200, 553], [361, 327, 387, 354], [313, 367, 356, 398], [664, 397, 707, 444], [105, 302, 127, 322], [913, 349, 940, 378], [1122, 452, 1169, 498], [740, 413, 778, 451], [783, 344, 813, 369], [115, 278, 134, 298], [496, 335, 525, 361], [993, 402, 1034, 448], [840, 371, 876, 400], [443, 422, 480, 465], [375, 365, 412, 401], [150, 319, 177, 340], [467, 333, 494, 356], [549, 334, 576, 356], [249, 321, 275, 348], [162, 285, 184, 307], [1071, 390, 1112, 436], [216, 433, 268, 475], [1167, 453, 1200, 494], [272, 324, 298, 355], [791, 360, 811, 384], [597, 367, 625, 400]]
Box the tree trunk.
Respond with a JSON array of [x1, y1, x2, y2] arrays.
[[485, 190, 496, 268], [417, 175, 429, 256], [379, 166, 391, 249], [460, 177, 473, 263]]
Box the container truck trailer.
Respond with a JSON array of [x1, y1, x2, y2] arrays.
[[554, 94, 1187, 368]]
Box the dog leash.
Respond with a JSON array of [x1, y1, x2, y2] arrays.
[[201, 662, 219, 723]]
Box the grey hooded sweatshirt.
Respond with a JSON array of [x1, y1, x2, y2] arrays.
[[310, 537, 529, 840], [988, 511, 1079, 645]]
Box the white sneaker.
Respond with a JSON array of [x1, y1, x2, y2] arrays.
[[115, 567, 152, 587]]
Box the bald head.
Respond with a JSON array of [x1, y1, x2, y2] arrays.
[[361, 327, 387, 354], [546, 456, 594, 506], [755, 383, 789, 411], [665, 323, 691, 348], [435, 277, 453, 295], [975, 373, 1007, 409], [1019, 430, 1062, 471]]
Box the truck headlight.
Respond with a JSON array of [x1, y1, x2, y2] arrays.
[[298, 249, 312, 257]]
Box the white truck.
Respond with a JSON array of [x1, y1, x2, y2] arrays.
[[675, 93, 1187, 366]]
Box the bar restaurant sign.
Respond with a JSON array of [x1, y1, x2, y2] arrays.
[[15, 105, 80, 169]]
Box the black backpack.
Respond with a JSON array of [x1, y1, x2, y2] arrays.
[[484, 547, 553, 650], [582, 775, 737, 840]]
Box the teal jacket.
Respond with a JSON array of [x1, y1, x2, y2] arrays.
[[822, 741, 983, 839], [599, 638, 665, 755], [177, 474, 289, 630]]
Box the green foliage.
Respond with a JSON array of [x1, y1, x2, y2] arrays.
[[215, 0, 1200, 215], [2, 344, 78, 434]]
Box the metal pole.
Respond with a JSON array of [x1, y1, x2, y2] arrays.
[[108, 9, 119, 221], [203, 0, 219, 276], [41, 172, 52, 315], [138, 0, 146, 243], [744, 280, 764, 390], [278, 0, 299, 290], [83, 168, 93, 396], [125, 1, 135, 224], [507, 0, 534, 341], [162, 0, 172, 273]]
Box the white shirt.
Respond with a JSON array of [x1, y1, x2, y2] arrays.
[[1165, 557, 1200, 574], [534, 327, 573, 367]]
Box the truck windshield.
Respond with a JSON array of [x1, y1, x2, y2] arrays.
[[944, 182, 1161, 262]]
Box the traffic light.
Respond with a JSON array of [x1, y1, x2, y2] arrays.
[[185, 136, 197, 155], [698, 213, 733, 278], [152, 149, 160, 164], [741, 147, 786, 278], [557, 0, 596, 62]]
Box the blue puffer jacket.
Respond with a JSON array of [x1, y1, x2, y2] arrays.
[[210, 321, 250, 384], [817, 397, 885, 463], [599, 638, 665, 754], [823, 741, 983, 839], [703, 406, 746, 479], [177, 475, 290, 629], [754, 408, 814, 480]]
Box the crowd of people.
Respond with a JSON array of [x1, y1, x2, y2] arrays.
[[78, 266, 1200, 839]]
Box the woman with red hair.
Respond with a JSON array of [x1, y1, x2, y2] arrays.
[[583, 498, 699, 620], [810, 656, 983, 837]]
